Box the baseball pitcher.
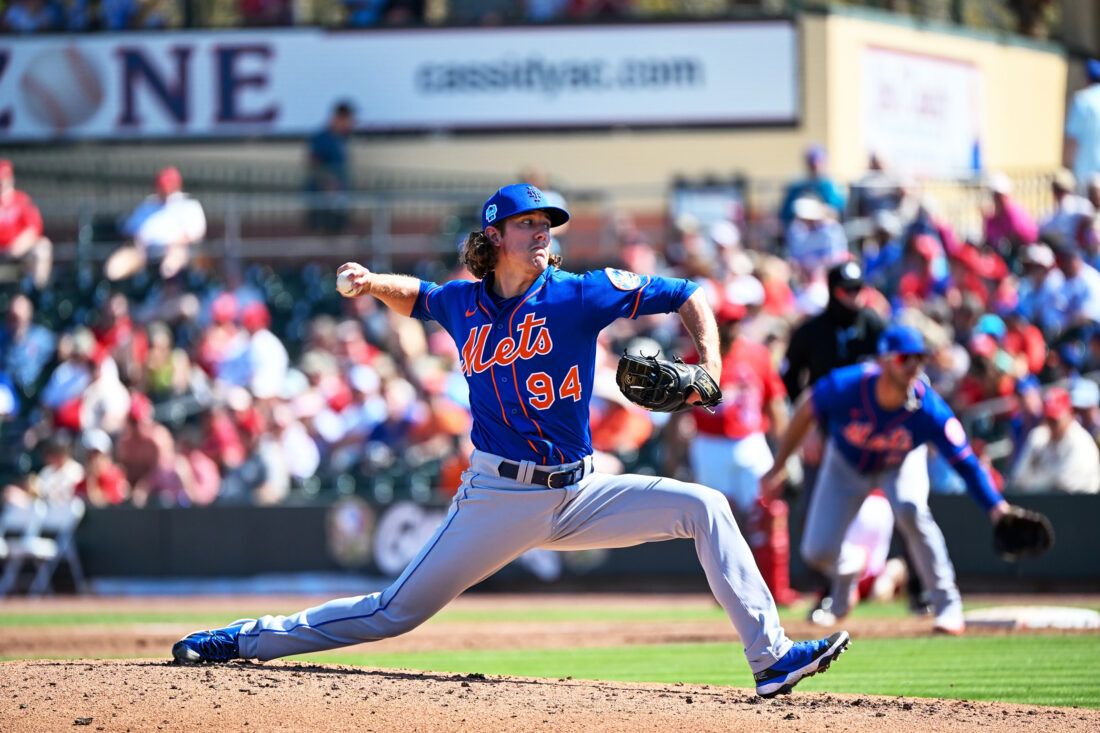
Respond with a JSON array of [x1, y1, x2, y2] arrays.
[[172, 183, 849, 697]]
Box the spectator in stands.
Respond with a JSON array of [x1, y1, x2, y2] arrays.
[[1001, 309, 1047, 377], [982, 172, 1038, 266], [847, 151, 904, 220], [269, 402, 320, 486], [0, 293, 55, 405], [175, 424, 221, 506], [1039, 168, 1094, 247], [778, 144, 846, 227], [116, 392, 187, 507], [1, 0, 63, 31], [93, 292, 147, 386], [0, 160, 53, 291], [304, 100, 356, 234], [1050, 243, 1100, 340], [1010, 386, 1100, 494], [105, 166, 207, 282], [79, 351, 131, 436], [1065, 59, 1100, 191], [76, 429, 130, 508], [1069, 377, 1100, 449], [1014, 243, 1064, 336], [241, 302, 288, 401], [861, 209, 904, 290], [21, 434, 83, 506], [142, 322, 193, 401], [39, 328, 97, 431], [785, 197, 849, 284]]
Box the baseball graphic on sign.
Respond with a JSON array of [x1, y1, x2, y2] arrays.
[[20, 46, 105, 132]]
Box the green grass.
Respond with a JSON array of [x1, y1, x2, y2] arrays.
[[10, 596, 1087, 627], [299, 635, 1100, 708]]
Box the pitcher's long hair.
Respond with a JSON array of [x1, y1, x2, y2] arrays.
[[460, 220, 562, 279]]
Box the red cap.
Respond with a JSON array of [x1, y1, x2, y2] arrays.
[[241, 302, 270, 331], [155, 166, 182, 195], [716, 300, 747, 323], [129, 392, 153, 422], [1043, 387, 1072, 420], [211, 293, 238, 325]]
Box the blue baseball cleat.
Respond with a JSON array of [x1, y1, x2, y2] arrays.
[[754, 630, 850, 698], [171, 619, 252, 664]]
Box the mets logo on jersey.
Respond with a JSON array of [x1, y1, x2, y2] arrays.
[[841, 422, 914, 454], [605, 268, 643, 291], [459, 312, 553, 375]]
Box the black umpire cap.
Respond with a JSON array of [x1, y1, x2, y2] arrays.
[[828, 261, 864, 292]]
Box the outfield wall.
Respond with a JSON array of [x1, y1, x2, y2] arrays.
[[72, 493, 1099, 591]]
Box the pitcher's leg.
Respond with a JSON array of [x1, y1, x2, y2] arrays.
[[543, 473, 790, 672], [240, 486, 550, 660], [884, 446, 961, 616]]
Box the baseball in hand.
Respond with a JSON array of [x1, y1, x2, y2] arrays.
[[336, 271, 358, 297]]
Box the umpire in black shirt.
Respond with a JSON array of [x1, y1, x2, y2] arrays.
[[782, 261, 885, 399]]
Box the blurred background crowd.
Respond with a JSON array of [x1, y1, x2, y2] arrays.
[[2, 0, 1099, 527], [4, 136, 1100, 514]]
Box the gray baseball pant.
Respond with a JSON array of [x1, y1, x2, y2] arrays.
[[800, 442, 961, 619], [237, 449, 794, 674]]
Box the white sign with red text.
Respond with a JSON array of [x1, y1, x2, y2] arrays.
[[861, 46, 983, 179], [0, 23, 798, 141]]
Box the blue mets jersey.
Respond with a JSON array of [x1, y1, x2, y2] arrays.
[[811, 363, 1002, 511], [412, 266, 697, 465]]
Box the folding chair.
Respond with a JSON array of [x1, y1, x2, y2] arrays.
[[0, 500, 46, 596], [0, 498, 87, 596]]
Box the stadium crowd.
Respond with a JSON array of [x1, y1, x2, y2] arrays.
[[4, 141, 1100, 515], [0, 0, 1056, 36]]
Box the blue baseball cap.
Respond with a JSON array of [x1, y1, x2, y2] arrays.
[[878, 325, 927, 356], [481, 184, 570, 231]]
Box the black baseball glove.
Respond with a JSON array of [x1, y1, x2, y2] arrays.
[[993, 506, 1054, 561], [615, 353, 722, 413]]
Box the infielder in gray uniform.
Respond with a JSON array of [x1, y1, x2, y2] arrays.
[[173, 184, 849, 697], [761, 325, 1012, 634]]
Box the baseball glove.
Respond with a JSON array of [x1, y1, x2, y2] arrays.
[[615, 353, 722, 413], [993, 506, 1054, 561]]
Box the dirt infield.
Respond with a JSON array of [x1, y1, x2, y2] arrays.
[[2, 593, 1098, 732]]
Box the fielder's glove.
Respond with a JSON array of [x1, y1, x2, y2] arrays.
[[615, 352, 722, 413], [993, 506, 1054, 561]]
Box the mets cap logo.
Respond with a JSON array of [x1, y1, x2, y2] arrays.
[[605, 267, 643, 291], [485, 203, 498, 223]]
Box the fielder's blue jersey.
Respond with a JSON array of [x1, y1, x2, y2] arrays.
[[811, 363, 1002, 511], [412, 266, 697, 465]]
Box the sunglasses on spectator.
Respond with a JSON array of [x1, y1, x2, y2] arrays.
[[837, 283, 863, 294]]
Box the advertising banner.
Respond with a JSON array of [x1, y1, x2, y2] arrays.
[[861, 46, 982, 178], [0, 22, 798, 142]]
